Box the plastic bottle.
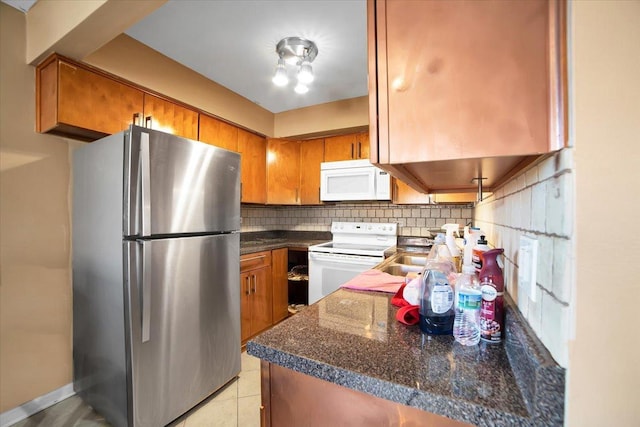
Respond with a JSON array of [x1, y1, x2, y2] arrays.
[[479, 249, 505, 343], [427, 233, 451, 262], [472, 235, 489, 274], [462, 228, 479, 267], [441, 224, 461, 271], [419, 239, 457, 335], [453, 264, 482, 346]]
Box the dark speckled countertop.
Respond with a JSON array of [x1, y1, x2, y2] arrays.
[[239, 230, 331, 255], [247, 288, 565, 426]]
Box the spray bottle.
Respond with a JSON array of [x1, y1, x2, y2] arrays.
[[479, 248, 505, 343], [441, 224, 461, 272], [463, 227, 480, 268]]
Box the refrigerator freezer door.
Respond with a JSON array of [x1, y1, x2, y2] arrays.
[[125, 233, 241, 426], [125, 126, 241, 237]]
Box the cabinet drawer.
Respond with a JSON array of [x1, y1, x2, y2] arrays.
[[241, 251, 272, 272]]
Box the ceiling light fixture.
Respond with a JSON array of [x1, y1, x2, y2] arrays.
[[272, 37, 318, 94]]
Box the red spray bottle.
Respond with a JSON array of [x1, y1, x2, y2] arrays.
[[479, 248, 505, 343]]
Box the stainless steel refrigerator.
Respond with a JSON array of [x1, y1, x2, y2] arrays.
[[72, 125, 241, 427]]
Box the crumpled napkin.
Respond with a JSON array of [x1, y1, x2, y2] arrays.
[[391, 279, 421, 326]]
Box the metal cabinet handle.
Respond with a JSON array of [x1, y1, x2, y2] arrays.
[[132, 112, 140, 126], [245, 276, 251, 295], [358, 142, 362, 158], [251, 274, 257, 294], [351, 143, 354, 159], [145, 116, 152, 128]]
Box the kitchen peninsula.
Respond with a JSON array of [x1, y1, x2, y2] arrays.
[[247, 288, 565, 426]]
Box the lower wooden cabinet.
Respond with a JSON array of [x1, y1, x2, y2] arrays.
[[240, 251, 273, 343], [240, 248, 290, 344], [271, 248, 289, 323], [260, 362, 472, 427]]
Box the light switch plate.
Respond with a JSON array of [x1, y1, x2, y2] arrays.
[[518, 235, 538, 302]]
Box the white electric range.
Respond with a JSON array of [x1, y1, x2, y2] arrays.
[[308, 222, 398, 304]]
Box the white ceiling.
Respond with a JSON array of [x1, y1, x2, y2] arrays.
[[125, 0, 368, 114], [1, 0, 36, 12]]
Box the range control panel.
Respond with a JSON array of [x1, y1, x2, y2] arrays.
[[331, 222, 398, 236]]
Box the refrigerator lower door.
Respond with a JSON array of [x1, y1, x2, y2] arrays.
[[125, 233, 240, 427]]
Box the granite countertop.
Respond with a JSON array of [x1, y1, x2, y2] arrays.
[[240, 230, 331, 255], [247, 288, 565, 426]]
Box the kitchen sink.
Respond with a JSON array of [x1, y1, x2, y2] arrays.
[[393, 255, 428, 266], [380, 264, 424, 276], [375, 252, 429, 277]]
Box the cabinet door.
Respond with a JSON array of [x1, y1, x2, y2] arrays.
[[376, 0, 558, 164], [392, 179, 432, 204], [199, 114, 238, 151], [250, 267, 273, 336], [271, 248, 289, 324], [355, 131, 370, 159], [238, 129, 267, 204], [299, 138, 325, 205], [143, 94, 199, 140], [267, 139, 301, 204], [324, 134, 357, 161], [393, 179, 488, 204], [240, 271, 253, 342], [38, 57, 144, 140]]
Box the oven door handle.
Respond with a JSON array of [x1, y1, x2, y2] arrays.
[[309, 252, 381, 266]]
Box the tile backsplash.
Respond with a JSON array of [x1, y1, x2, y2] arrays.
[[241, 202, 472, 237], [474, 148, 574, 368]]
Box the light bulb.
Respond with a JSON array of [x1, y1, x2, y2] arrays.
[[272, 58, 288, 87], [294, 82, 309, 94], [297, 61, 314, 84]]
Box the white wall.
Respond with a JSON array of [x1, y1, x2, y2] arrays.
[[568, 1, 640, 425], [242, 203, 472, 236], [474, 149, 574, 367]]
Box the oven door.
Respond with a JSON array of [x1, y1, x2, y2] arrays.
[[308, 251, 383, 305]]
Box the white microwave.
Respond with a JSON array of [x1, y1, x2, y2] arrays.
[[320, 159, 391, 201]]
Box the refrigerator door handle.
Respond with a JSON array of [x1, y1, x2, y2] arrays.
[[141, 242, 151, 343], [140, 132, 152, 236]]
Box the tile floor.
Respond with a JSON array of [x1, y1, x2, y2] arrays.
[[11, 352, 261, 427]]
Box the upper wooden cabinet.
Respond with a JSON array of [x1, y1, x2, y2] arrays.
[[299, 138, 325, 205], [324, 132, 369, 162], [238, 128, 267, 204], [266, 137, 325, 205], [142, 94, 198, 140], [368, 0, 567, 193], [267, 139, 301, 205], [37, 55, 144, 141], [198, 113, 238, 151], [392, 179, 489, 204]]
